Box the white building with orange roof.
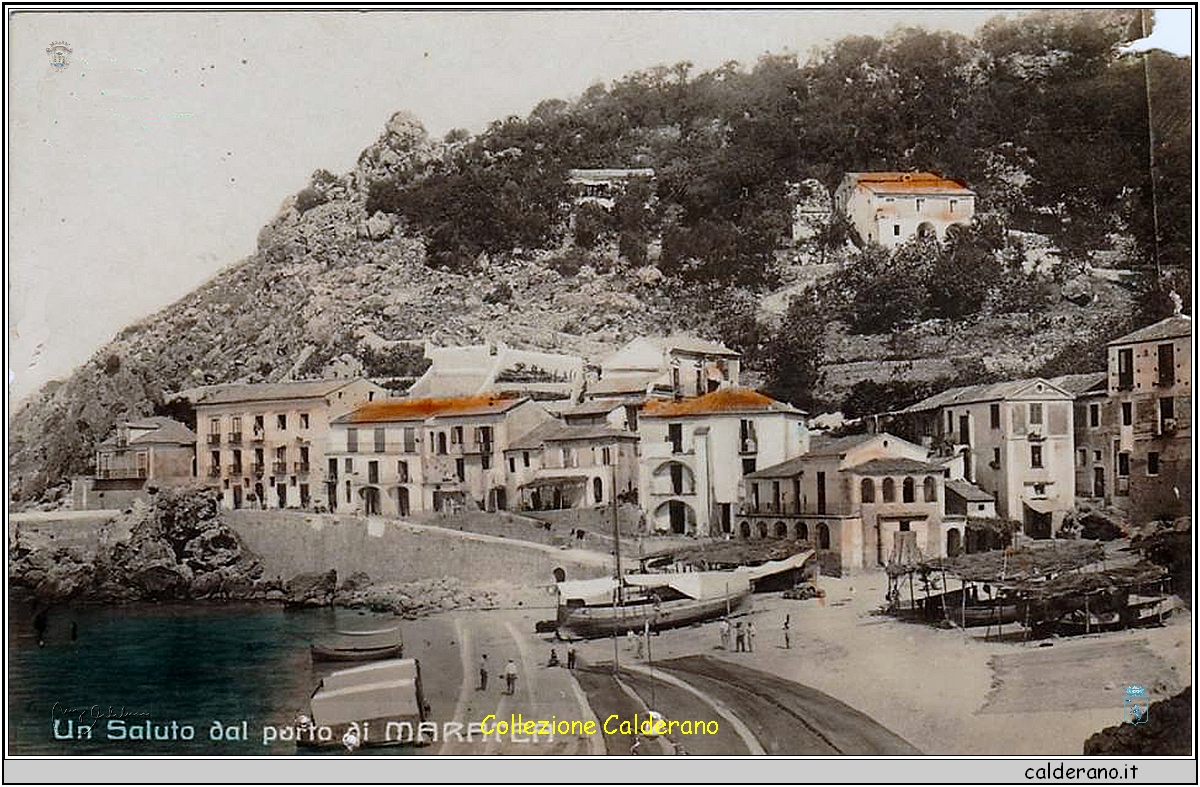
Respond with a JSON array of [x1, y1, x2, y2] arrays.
[[834, 171, 975, 248], [327, 394, 554, 517], [636, 388, 809, 536]]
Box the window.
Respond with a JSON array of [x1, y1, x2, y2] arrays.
[[992, 447, 1001, 468], [1094, 450, 1102, 462], [1160, 397, 1175, 431], [374, 428, 385, 453], [1117, 452, 1130, 476], [946, 410, 954, 434], [602, 447, 612, 465], [1089, 403, 1100, 428], [437, 432, 447, 455], [893, 224, 901, 236], [403, 428, 416, 453], [231, 416, 242, 432], [368, 461, 379, 485], [451, 426, 463, 445], [523, 451, 530, 468], [902, 477, 915, 503], [670, 463, 684, 495], [1032, 483, 1047, 497], [455, 458, 465, 482], [668, 423, 683, 454], [915, 198, 925, 212], [345, 480, 351, 503], [347, 428, 358, 453], [1117, 348, 1134, 390], [482, 450, 492, 470], [959, 414, 970, 445], [300, 413, 310, 429], [277, 414, 287, 430], [593, 477, 603, 504], [882, 478, 896, 503], [1121, 402, 1133, 426], [816, 471, 827, 514], [860, 478, 875, 503], [209, 418, 220, 434], [923, 476, 937, 502], [344, 458, 353, 473], [253, 414, 264, 434], [397, 460, 409, 483], [508, 457, 516, 473], [742, 457, 757, 475], [478, 426, 493, 446], [561, 447, 573, 468], [1157, 343, 1175, 386], [1147, 452, 1160, 476], [739, 419, 757, 453], [1029, 403, 1043, 425], [989, 404, 1001, 430], [368, 391, 375, 401], [1030, 445, 1043, 469], [210, 450, 220, 467], [1078, 449, 1088, 466], [949, 199, 957, 213]]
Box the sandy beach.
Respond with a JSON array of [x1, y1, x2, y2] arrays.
[[573, 569, 1191, 755]]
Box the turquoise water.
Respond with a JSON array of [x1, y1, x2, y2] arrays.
[[8, 600, 403, 756]]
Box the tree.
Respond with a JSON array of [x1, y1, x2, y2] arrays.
[[833, 242, 930, 333], [762, 292, 825, 410]]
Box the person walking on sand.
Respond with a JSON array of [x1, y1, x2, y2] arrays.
[[478, 654, 489, 691], [719, 618, 731, 650], [567, 647, 577, 670], [747, 620, 756, 652], [782, 614, 791, 649], [503, 659, 519, 695], [734, 621, 745, 652]]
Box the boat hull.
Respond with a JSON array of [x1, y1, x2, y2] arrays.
[[310, 643, 404, 662], [556, 592, 750, 640]]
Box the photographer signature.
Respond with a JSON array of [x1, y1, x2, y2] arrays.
[[51, 703, 150, 723]]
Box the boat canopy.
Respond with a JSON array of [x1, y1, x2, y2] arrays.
[[557, 569, 759, 605], [310, 679, 421, 727], [321, 659, 418, 693]]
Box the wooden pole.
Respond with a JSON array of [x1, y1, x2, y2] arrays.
[[1084, 593, 1090, 635], [961, 578, 967, 629]]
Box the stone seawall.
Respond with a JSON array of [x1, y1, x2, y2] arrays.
[[225, 510, 614, 588]]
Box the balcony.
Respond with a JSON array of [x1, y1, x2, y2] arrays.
[[250, 431, 266, 443], [207, 434, 221, 445], [98, 468, 147, 480], [228, 432, 242, 444], [739, 438, 759, 455], [272, 461, 288, 474], [207, 466, 222, 478], [251, 463, 265, 476], [294, 462, 310, 474], [229, 465, 244, 477]]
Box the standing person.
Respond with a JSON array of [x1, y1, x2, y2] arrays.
[[747, 619, 756, 652], [626, 629, 636, 652], [478, 654, 489, 691], [503, 659, 519, 695], [567, 647, 577, 670], [719, 618, 731, 650], [782, 614, 791, 649], [734, 621, 745, 652]]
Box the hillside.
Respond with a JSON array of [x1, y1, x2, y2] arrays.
[[8, 9, 1188, 503]]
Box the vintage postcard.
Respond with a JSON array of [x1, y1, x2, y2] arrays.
[[5, 5, 1194, 784]]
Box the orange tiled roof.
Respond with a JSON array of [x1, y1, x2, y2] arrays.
[[848, 171, 973, 196], [640, 388, 802, 418], [336, 395, 524, 424]]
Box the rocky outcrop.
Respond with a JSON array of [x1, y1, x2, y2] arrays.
[[284, 569, 339, 606], [334, 576, 499, 618], [8, 487, 268, 603], [1083, 686, 1191, 755]]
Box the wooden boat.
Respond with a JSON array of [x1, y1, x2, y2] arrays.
[[1053, 594, 1179, 635], [959, 600, 1021, 628], [296, 658, 428, 749], [310, 626, 403, 662], [555, 572, 753, 640]]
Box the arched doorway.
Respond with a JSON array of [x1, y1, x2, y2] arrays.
[[254, 482, 265, 510], [797, 522, 809, 541], [917, 221, 936, 239], [593, 477, 603, 504], [740, 522, 751, 539], [775, 522, 788, 538], [232, 486, 243, 509], [757, 522, 768, 538], [394, 486, 410, 517], [653, 500, 695, 534], [947, 527, 962, 557], [817, 523, 831, 550]]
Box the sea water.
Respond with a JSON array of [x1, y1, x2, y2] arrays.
[[8, 598, 406, 756]]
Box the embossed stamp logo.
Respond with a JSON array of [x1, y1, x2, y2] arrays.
[[1123, 685, 1149, 725], [47, 41, 72, 70]]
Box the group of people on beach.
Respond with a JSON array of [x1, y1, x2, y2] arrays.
[[718, 614, 792, 651], [477, 654, 521, 695]]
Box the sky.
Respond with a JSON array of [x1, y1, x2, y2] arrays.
[[6, 8, 1191, 403]]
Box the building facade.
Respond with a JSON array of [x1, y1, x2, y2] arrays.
[[896, 378, 1075, 538], [589, 335, 742, 402], [503, 422, 640, 512], [1105, 313, 1192, 523], [327, 395, 554, 517], [192, 378, 386, 510], [637, 388, 809, 536], [75, 417, 197, 510], [1050, 373, 1111, 503], [834, 171, 975, 249]]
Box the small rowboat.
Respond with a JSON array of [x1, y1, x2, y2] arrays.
[[311, 626, 403, 662]]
